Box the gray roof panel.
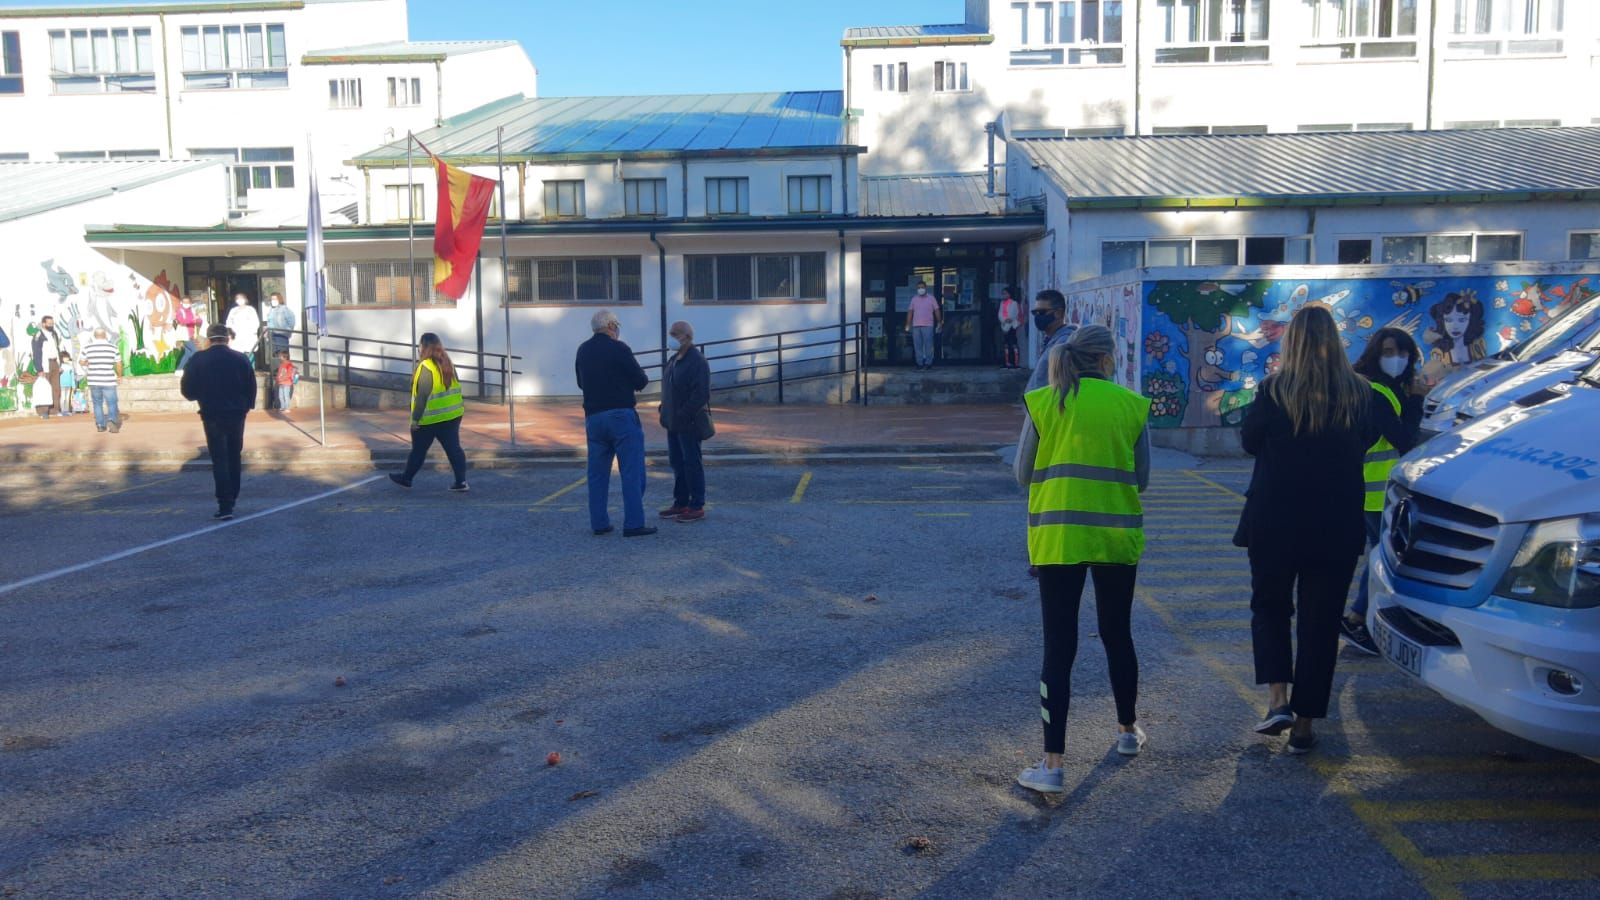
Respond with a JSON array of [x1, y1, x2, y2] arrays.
[[842, 24, 987, 39], [860, 173, 1007, 217], [0, 159, 222, 224]]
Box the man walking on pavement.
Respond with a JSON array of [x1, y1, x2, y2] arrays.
[[31, 315, 63, 419], [576, 309, 654, 537], [1026, 289, 1075, 392], [181, 323, 257, 520], [82, 326, 123, 433]]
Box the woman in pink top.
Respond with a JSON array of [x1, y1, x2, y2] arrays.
[[997, 286, 1023, 369], [904, 281, 943, 369]]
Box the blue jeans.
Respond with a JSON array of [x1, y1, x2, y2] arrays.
[[911, 325, 935, 366], [668, 430, 705, 509], [90, 385, 120, 429], [177, 340, 198, 371], [585, 408, 646, 531], [276, 386, 292, 409], [1351, 511, 1383, 619]]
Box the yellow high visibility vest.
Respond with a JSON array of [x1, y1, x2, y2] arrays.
[[412, 358, 464, 426], [1364, 382, 1402, 512], [1024, 378, 1151, 566]]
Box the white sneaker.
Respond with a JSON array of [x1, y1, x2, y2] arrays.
[[1016, 759, 1065, 794], [1116, 725, 1148, 756]]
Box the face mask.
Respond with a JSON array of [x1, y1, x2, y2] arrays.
[[1380, 356, 1408, 379], [1032, 309, 1057, 331], [670, 337, 683, 350], [917, 288, 927, 295]]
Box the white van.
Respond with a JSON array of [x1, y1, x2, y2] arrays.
[[1367, 359, 1600, 758]]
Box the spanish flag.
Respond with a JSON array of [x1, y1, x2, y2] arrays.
[[431, 153, 497, 301]]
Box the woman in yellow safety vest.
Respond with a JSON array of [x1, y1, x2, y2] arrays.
[[1012, 324, 1151, 795], [1344, 327, 1424, 655], [389, 332, 469, 492]]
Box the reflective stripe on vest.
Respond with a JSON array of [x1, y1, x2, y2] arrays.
[[413, 358, 465, 426], [1363, 382, 1402, 513], [1023, 378, 1151, 567]]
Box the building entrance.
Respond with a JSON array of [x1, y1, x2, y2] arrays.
[[862, 244, 1013, 367]]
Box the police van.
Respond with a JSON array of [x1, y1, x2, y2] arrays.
[[1367, 356, 1600, 758]]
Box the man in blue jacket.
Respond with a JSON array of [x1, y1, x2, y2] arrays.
[[181, 324, 257, 520], [575, 309, 653, 537]]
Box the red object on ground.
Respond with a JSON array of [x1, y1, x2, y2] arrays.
[[333, 676, 346, 687], [546, 752, 561, 766]]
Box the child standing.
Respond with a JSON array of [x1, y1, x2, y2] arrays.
[[274, 350, 296, 413], [58, 352, 79, 415]]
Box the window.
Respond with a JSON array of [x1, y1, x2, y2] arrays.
[[1338, 239, 1375, 263], [1101, 241, 1144, 273], [328, 78, 362, 109], [2, 31, 24, 94], [109, 149, 160, 159], [542, 180, 585, 218], [787, 175, 832, 214], [1301, 0, 1419, 59], [1380, 233, 1521, 264], [1153, 126, 1210, 135], [1570, 233, 1600, 260], [387, 76, 421, 107], [1156, 0, 1271, 63], [325, 261, 443, 307], [386, 184, 424, 222], [1244, 236, 1312, 264], [933, 60, 970, 92], [1449, 0, 1565, 55], [503, 257, 641, 305], [872, 62, 909, 92], [685, 253, 827, 302], [193, 146, 293, 211], [1212, 124, 1270, 134], [1010, 1, 1126, 64], [1505, 118, 1559, 127], [624, 178, 668, 217], [1299, 122, 1413, 131], [705, 177, 749, 216], [0, 152, 29, 161], [49, 28, 155, 92], [1069, 126, 1126, 136], [180, 23, 288, 89], [1101, 237, 1309, 274], [59, 151, 109, 161], [1155, 124, 1269, 134], [1444, 120, 1498, 129]]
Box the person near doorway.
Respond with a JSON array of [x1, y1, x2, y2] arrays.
[[658, 320, 711, 524], [905, 281, 942, 369], [577, 309, 653, 537], [30, 315, 62, 419], [82, 327, 123, 433], [181, 323, 257, 520], [274, 350, 298, 415], [998, 286, 1023, 369], [266, 293, 295, 359], [1025, 289, 1074, 392], [174, 294, 204, 373], [1013, 325, 1152, 794], [225, 293, 261, 368], [389, 333, 468, 492], [58, 353, 80, 415]]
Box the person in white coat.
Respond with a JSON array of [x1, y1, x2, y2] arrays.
[[224, 293, 261, 367]]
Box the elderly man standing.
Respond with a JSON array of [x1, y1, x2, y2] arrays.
[[181, 323, 257, 520], [576, 309, 653, 537], [658, 320, 711, 523], [81, 327, 123, 433]]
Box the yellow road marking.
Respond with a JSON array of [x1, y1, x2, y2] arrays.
[[1184, 469, 1246, 499], [1434, 853, 1600, 882], [60, 473, 183, 507], [1312, 756, 1597, 779], [916, 512, 970, 518], [790, 470, 813, 504], [534, 476, 586, 506], [1362, 799, 1600, 824]]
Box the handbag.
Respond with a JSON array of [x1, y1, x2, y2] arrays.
[[696, 405, 716, 441]]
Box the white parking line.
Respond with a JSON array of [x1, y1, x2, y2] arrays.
[[0, 475, 384, 598]]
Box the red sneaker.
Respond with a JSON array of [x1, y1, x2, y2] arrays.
[[676, 508, 706, 523], [659, 505, 687, 519]]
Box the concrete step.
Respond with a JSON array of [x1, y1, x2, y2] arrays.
[[862, 367, 1031, 405]]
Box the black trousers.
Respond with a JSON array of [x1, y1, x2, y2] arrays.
[[202, 413, 247, 510], [402, 417, 467, 484], [1038, 563, 1140, 754], [1249, 552, 1359, 719]]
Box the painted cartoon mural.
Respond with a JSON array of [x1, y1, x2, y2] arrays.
[[1140, 273, 1600, 428], [1065, 278, 1143, 389]]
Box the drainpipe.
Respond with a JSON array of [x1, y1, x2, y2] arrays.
[[1133, 0, 1143, 135], [362, 167, 372, 224], [651, 231, 669, 374], [1425, 0, 1439, 129], [843, 46, 852, 112], [434, 60, 444, 126], [838, 228, 848, 386], [159, 13, 174, 156], [985, 122, 996, 196], [839, 152, 850, 214], [680, 157, 689, 218]]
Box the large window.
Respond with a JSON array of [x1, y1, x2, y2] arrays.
[[1571, 232, 1600, 261], [60, 149, 160, 160], [325, 261, 445, 307], [686, 253, 827, 302], [2, 31, 23, 94], [705, 177, 750, 216], [328, 78, 362, 109], [1301, 0, 1419, 59], [786, 175, 832, 214], [1379, 232, 1523, 264], [180, 23, 288, 89], [1156, 0, 1271, 63], [385, 184, 424, 222], [191, 146, 293, 212], [504, 257, 642, 305], [1101, 236, 1310, 273], [1010, 1, 1126, 65], [933, 60, 970, 92], [1449, 0, 1565, 55], [872, 62, 909, 92], [49, 27, 155, 92], [387, 76, 421, 107], [624, 178, 668, 217], [542, 180, 585, 219]]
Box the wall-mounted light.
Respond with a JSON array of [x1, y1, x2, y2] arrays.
[[941, 236, 951, 243]]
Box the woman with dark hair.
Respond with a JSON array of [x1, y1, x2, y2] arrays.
[[389, 332, 468, 492], [1424, 291, 1487, 381], [1342, 327, 1425, 654], [1238, 305, 1398, 754]]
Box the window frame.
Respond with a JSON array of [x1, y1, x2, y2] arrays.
[[541, 180, 586, 219], [179, 22, 289, 91], [933, 59, 971, 92], [385, 184, 425, 223], [1377, 231, 1524, 264], [502, 256, 643, 307], [786, 175, 833, 215], [328, 77, 362, 109], [1099, 235, 1313, 274], [1447, 0, 1565, 56], [324, 260, 451, 309], [47, 27, 158, 93], [705, 177, 751, 217], [1300, 0, 1420, 61], [386, 76, 422, 108], [684, 252, 829, 304], [623, 178, 669, 218], [1570, 231, 1600, 261], [0, 30, 20, 95], [1154, 0, 1273, 65], [1009, 0, 1127, 66]]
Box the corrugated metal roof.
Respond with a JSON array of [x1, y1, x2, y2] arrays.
[[842, 23, 986, 40], [860, 173, 1006, 217], [0, 159, 222, 223], [1016, 128, 1600, 203], [301, 40, 518, 63], [353, 91, 853, 165]]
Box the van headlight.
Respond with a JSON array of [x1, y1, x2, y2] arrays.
[[1495, 517, 1600, 609], [1427, 395, 1462, 423]]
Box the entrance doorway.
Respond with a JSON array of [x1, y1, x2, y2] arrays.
[[182, 258, 286, 370], [862, 244, 1013, 367]]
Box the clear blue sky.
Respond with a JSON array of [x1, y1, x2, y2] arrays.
[[409, 0, 956, 96]]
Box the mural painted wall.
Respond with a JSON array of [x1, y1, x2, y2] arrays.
[[1065, 278, 1142, 390], [1141, 273, 1600, 428]]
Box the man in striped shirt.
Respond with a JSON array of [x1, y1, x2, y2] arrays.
[[81, 327, 122, 434]]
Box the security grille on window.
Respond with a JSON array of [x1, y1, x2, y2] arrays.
[[1380, 233, 1523, 264], [503, 257, 642, 305], [705, 178, 750, 216], [685, 253, 826, 302], [180, 23, 288, 89], [1, 31, 23, 94], [786, 176, 832, 214], [624, 178, 668, 217], [387, 76, 421, 107], [542, 180, 585, 218], [325, 261, 443, 307], [1302, 0, 1420, 59], [872, 62, 909, 92], [385, 184, 425, 222], [1155, 0, 1271, 63], [1449, 0, 1565, 55], [933, 60, 970, 92], [49, 27, 155, 92], [329, 78, 362, 109], [1571, 233, 1600, 261], [1010, 1, 1127, 65]]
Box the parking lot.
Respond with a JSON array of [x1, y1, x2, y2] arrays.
[[1, 459, 1596, 898]]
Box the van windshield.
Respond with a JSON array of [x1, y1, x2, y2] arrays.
[[1511, 292, 1600, 361]]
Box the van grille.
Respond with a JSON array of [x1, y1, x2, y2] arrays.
[[1385, 486, 1501, 590]]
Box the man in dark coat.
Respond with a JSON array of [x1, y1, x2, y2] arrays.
[[180, 324, 257, 520]]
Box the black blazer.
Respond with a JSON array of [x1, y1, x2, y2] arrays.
[[1235, 379, 1401, 561], [660, 347, 711, 433]]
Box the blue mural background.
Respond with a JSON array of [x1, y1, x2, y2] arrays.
[[1140, 273, 1600, 428]]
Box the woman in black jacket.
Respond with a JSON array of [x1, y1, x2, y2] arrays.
[[658, 320, 712, 523], [1238, 305, 1400, 754]]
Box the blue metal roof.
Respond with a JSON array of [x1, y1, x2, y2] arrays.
[[353, 91, 855, 165], [842, 23, 990, 43]]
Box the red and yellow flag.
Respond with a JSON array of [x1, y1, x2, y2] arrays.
[[431, 155, 497, 300]]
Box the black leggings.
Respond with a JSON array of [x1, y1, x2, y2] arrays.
[[402, 417, 467, 484], [1038, 563, 1139, 754]]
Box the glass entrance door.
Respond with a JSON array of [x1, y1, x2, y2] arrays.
[[861, 244, 1012, 367]]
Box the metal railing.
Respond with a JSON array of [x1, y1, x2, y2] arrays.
[[282, 331, 521, 403], [635, 322, 865, 405]]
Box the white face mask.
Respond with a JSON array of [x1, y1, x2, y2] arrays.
[[670, 337, 683, 350], [917, 288, 926, 295], [1380, 356, 1408, 379]]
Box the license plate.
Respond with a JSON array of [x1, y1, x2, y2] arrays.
[[1374, 615, 1426, 678]]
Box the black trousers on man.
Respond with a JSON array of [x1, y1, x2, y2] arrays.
[[1248, 552, 1359, 719], [202, 412, 247, 512]]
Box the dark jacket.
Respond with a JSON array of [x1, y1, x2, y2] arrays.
[[1368, 373, 1425, 454], [659, 346, 711, 433], [575, 333, 648, 415], [180, 344, 257, 417], [1235, 379, 1402, 560]]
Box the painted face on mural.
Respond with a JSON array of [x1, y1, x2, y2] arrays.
[[1442, 309, 1470, 341]]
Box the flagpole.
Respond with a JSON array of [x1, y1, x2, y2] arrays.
[[497, 125, 515, 449], [306, 134, 328, 447], [406, 131, 417, 355]]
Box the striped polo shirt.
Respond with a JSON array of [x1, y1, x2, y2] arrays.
[[82, 340, 120, 387]]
